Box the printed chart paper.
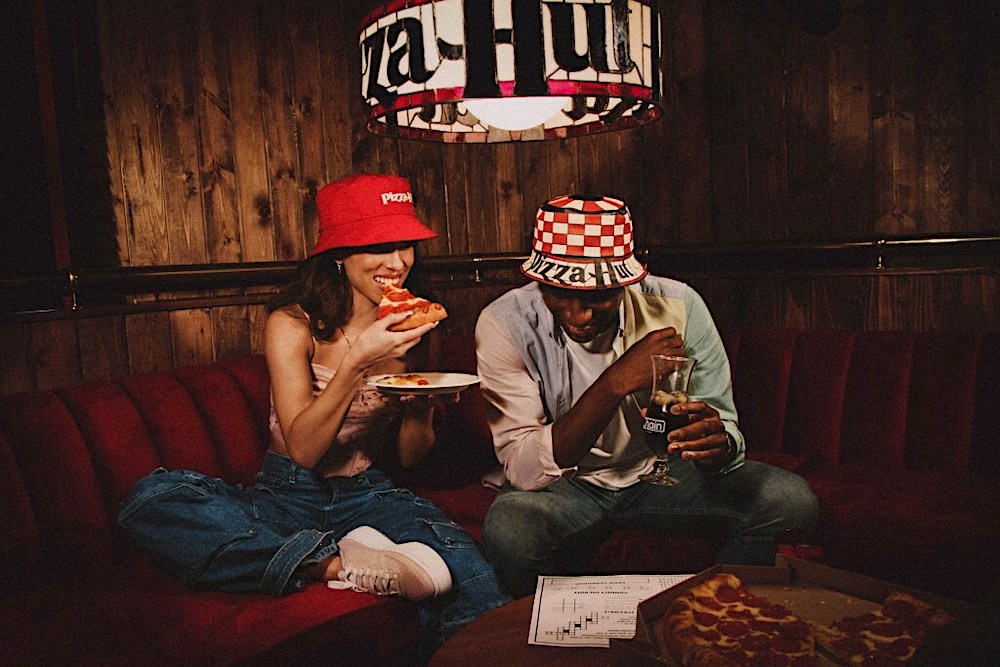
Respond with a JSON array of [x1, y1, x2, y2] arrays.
[[528, 574, 693, 648]]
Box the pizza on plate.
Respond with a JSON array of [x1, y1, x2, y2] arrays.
[[376, 281, 447, 331], [809, 591, 954, 666], [656, 572, 817, 666], [378, 373, 430, 387]]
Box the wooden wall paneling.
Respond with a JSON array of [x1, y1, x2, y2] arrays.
[[2, 0, 57, 279], [102, 0, 168, 267], [704, 1, 750, 242], [914, 274, 949, 332], [604, 128, 645, 228], [28, 319, 81, 390], [218, 0, 266, 263], [125, 311, 174, 374], [78, 315, 128, 381], [400, 141, 449, 256], [441, 147, 467, 254], [827, 0, 874, 237], [742, 5, 790, 242], [517, 141, 552, 235], [169, 308, 214, 367], [49, 0, 118, 270], [575, 131, 610, 199], [494, 142, 525, 251], [463, 145, 501, 255], [867, 274, 901, 330], [248, 303, 269, 355], [195, 0, 243, 263], [95, 0, 129, 268], [780, 277, 838, 331], [915, 2, 965, 233], [372, 137, 403, 178], [682, 277, 734, 329], [286, 0, 325, 253], [658, 0, 709, 244], [972, 274, 999, 331], [870, 0, 919, 234], [258, 1, 307, 261], [156, 1, 208, 266], [924, 273, 1000, 333], [962, 2, 1000, 230], [318, 0, 359, 186], [546, 138, 579, 199], [211, 304, 253, 359], [0, 324, 31, 394], [784, 8, 834, 240], [812, 276, 868, 331], [775, 277, 809, 330], [348, 132, 382, 176], [629, 123, 661, 245]]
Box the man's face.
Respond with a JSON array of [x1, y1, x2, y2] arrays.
[[540, 284, 624, 344]]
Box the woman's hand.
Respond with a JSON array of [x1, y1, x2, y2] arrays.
[[346, 312, 438, 372]]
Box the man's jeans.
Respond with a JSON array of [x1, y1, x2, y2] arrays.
[[482, 458, 819, 597], [119, 451, 509, 656]]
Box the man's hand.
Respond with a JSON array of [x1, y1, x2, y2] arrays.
[[667, 401, 734, 469], [611, 327, 687, 395]]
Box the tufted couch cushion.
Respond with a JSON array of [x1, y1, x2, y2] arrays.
[[1, 329, 997, 664]]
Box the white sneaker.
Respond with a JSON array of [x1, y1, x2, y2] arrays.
[[328, 526, 452, 601]]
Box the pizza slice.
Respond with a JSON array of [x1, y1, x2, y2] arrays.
[[657, 572, 817, 667], [811, 591, 954, 665], [379, 373, 430, 386], [376, 281, 447, 331]]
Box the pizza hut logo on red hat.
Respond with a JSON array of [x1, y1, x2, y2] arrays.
[[381, 191, 413, 205], [310, 174, 436, 256]]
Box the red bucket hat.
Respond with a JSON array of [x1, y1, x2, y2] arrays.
[[521, 194, 647, 289], [311, 174, 436, 255]]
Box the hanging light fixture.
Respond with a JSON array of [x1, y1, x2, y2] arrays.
[[359, 0, 664, 143]]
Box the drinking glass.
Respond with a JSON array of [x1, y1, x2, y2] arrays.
[[639, 355, 697, 486]]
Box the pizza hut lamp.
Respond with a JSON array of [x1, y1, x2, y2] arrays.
[[359, 0, 665, 143]]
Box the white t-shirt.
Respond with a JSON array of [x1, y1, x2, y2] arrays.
[[564, 327, 653, 489]]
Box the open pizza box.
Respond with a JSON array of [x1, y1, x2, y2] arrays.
[[609, 556, 975, 666]]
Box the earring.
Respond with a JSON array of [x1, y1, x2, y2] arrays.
[[335, 261, 343, 274]]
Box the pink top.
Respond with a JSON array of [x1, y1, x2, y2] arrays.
[[269, 362, 401, 476]]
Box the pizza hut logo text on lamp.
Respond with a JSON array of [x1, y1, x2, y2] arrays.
[[358, 0, 664, 143]]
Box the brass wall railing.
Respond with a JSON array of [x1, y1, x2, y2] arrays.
[[2, 233, 997, 321]]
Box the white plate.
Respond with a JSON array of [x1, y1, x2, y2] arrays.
[[366, 372, 481, 396]]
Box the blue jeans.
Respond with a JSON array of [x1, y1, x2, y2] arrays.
[[481, 458, 819, 597], [119, 451, 509, 658]]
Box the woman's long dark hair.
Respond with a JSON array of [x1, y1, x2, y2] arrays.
[[268, 250, 350, 342]]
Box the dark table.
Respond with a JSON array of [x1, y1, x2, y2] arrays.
[[429, 594, 613, 666]]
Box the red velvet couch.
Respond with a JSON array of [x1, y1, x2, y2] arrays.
[[2, 329, 998, 664]]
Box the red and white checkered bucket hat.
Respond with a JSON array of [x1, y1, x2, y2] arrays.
[[521, 194, 647, 289]]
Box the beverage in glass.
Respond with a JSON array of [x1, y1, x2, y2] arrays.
[[639, 355, 697, 486]]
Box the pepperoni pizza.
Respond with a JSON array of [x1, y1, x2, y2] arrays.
[[809, 591, 954, 665], [376, 281, 447, 331], [656, 573, 956, 667], [657, 572, 817, 666]]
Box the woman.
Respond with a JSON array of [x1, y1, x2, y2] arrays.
[[119, 173, 508, 659]]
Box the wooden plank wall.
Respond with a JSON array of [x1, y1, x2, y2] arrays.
[[1, 0, 998, 393]]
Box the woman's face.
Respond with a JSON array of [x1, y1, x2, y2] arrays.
[[342, 242, 416, 310]]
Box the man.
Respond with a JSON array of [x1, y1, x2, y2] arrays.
[[476, 193, 819, 597]]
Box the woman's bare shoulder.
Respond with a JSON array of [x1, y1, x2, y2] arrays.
[[265, 305, 313, 352]]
